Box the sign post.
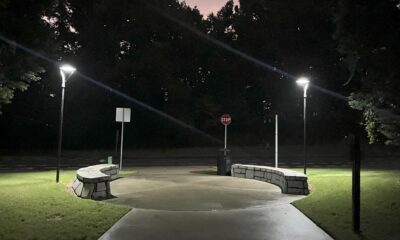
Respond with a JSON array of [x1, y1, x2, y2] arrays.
[[116, 108, 131, 171], [275, 114, 278, 168], [220, 114, 232, 156]]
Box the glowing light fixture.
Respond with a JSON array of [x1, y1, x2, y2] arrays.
[[59, 64, 76, 87], [296, 77, 310, 97], [296, 77, 310, 86], [60, 64, 76, 73]]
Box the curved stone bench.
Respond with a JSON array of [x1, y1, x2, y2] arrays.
[[231, 164, 309, 195], [71, 164, 119, 199]]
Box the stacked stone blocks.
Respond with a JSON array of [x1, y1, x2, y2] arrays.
[[231, 164, 309, 195], [72, 164, 119, 200]]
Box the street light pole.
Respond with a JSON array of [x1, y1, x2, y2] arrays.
[[303, 86, 308, 175], [56, 80, 66, 183], [56, 65, 76, 183], [296, 77, 310, 175]]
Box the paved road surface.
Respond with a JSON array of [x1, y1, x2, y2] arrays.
[[1, 145, 399, 170]]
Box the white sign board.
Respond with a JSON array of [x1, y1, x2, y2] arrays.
[[116, 108, 131, 122]]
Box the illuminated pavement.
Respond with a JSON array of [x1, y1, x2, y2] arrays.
[[100, 166, 332, 240]]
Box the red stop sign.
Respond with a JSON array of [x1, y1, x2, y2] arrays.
[[220, 114, 231, 125]]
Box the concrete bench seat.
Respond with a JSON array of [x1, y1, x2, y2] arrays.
[[231, 164, 309, 195], [72, 164, 119, 199]]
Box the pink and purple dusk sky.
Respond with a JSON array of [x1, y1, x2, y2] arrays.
[[182, 0, 239, 16]]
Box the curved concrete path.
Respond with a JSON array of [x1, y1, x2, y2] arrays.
[[100, 166, 332, 240]]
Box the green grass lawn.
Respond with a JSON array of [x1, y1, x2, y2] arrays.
[[293, 168, 400, 240], [0, 169, 135, 240]]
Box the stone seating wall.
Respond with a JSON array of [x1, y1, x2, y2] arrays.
[[71, 164, 119, 199], [231, 164, 309, 195]]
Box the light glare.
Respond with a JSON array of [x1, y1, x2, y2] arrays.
[[296, 77, 310, 86], [60, 64, 76, 73]]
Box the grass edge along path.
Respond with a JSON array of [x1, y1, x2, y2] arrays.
[[0, 169, 136, 240], [292, 168, 400, 240]]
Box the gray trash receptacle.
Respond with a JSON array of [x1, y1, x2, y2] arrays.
[[217, 148, 232, 176]]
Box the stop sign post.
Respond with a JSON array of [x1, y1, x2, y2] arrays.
[[116, 107, 131, 171], [221, 114, 231, 155]]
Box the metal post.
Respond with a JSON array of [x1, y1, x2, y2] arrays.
[[56, 85, 65, 183], [115, 129, 119, 157], [120, 110, 124, 171], [275, 114, 278, 168], [303, 93, 307, 175], [224, 125, 227, 156], [352, 129, 361, 233]]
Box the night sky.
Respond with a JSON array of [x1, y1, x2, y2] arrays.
[[182, 0, 238, 15]]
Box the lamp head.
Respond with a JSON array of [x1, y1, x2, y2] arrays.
[[296, 77, 310, 86], [296, 77, 310, 97], [60, 64, 76, 74], [59, 64, 76, 87]]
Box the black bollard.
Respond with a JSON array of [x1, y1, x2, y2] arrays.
[[352, 131, 361, 233]]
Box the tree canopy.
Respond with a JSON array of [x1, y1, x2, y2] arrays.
[[0, 0, 398, 149], [0, 0, 55, 113], [335, 0, 400, 145]]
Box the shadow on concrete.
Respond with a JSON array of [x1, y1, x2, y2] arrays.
[[189, 169, 217, 175]]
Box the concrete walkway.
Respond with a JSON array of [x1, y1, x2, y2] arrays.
[[100, 166, 333, 240]]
